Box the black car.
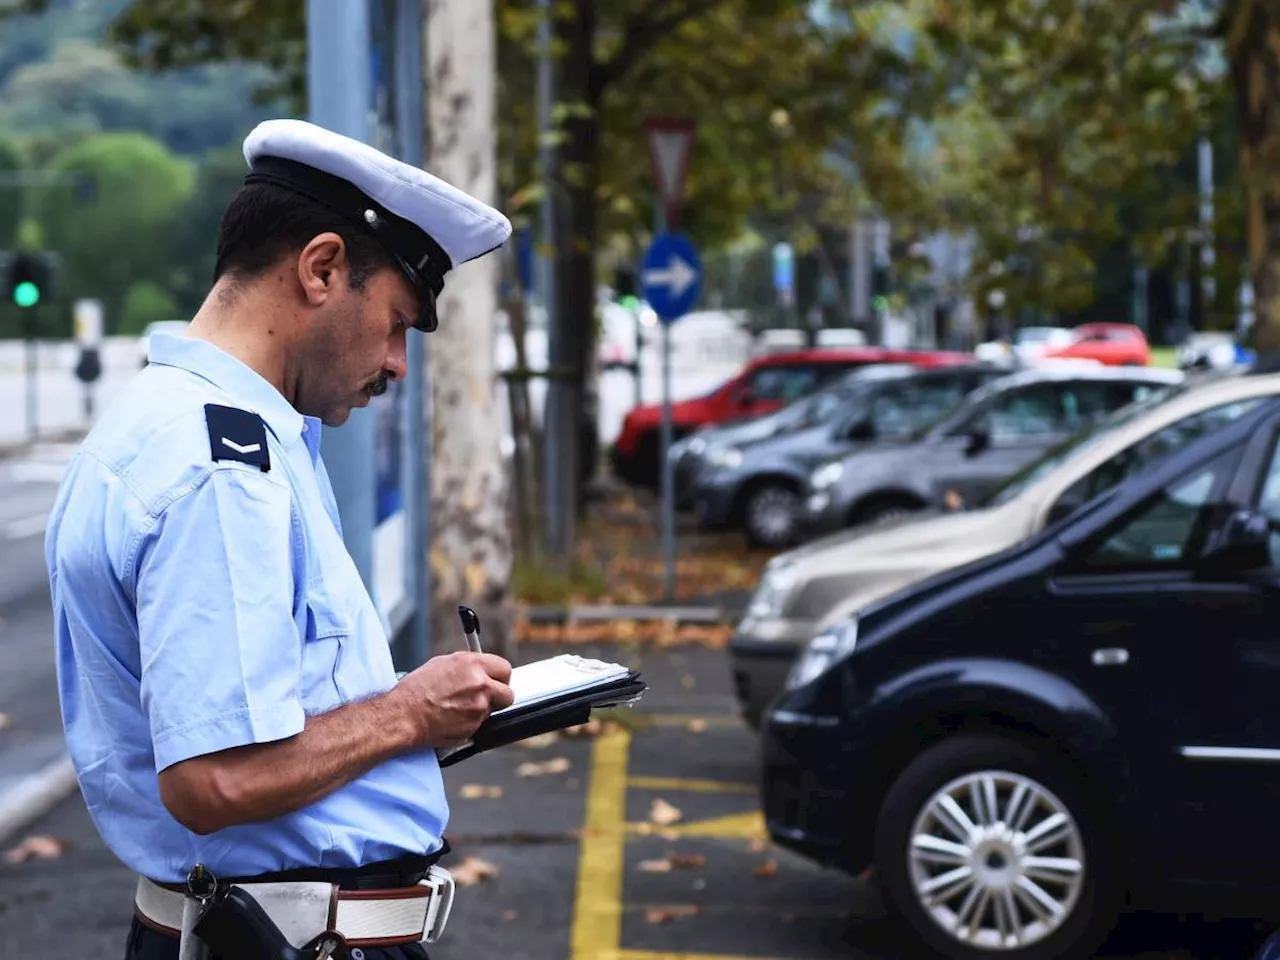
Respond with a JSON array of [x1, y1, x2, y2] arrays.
[[689, 364, 1005, 546], [761, 395, 1280, 960]]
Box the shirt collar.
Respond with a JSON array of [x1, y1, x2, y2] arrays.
[[148, 334, 306, 446]]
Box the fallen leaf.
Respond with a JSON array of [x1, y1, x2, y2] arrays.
[[517, 732, 560, 750], [516, 757, 571, 778], [753, 859, 779, 878], [747, 838, 769, 853], [644, 905, 700, 924], [659, 830, 680, 842], [460, 784, 504, 800], [685, 718, 708, 734], [450, 856, 500, 886], [670, 853, 706, 869], [0, 713, 10, 731], [680, 674, 696, 690], [4, 836, 70, 863], [502, 910, 518, 922], [649, 798, 683, 826], [639, 858, 673, 873]]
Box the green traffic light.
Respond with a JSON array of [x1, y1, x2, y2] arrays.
[[13, 281, 40, 308]]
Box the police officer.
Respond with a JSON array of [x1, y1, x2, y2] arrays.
[[45, 119, 515, 960]]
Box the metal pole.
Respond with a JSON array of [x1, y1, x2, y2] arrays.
[[1199, 136, 1216, 327], [658, 210, 675, 601], [308, 0, 377, 589], [24, 328, 37, 443], [536, 0, 564, 560], [397, 0, 430, 664]]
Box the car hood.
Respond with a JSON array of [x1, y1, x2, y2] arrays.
[[778, 499, 1035, 625], [705, 410, 796, 446]]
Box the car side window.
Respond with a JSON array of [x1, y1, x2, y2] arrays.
[[1073, 450, 1237, 572], [750, 365, 818, 402], [983, 384, 1067, 438], [1048, 400, 1264, 520], [1253, 437, 1280, 567]]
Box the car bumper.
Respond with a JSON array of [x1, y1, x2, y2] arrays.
[[760, 706, 873, 871]]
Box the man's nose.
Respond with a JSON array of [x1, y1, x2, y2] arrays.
[[385, 340, 408, 382]]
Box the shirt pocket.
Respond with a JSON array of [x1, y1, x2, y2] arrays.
[[300, 586, 350, 713]]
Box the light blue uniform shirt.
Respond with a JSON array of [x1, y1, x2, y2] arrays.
[[45, 334, 448, 883]]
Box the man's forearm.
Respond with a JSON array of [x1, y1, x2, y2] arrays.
[[160, 689, 418, 835]]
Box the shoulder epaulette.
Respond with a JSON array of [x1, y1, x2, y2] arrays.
[[204, 403, 270, 472]]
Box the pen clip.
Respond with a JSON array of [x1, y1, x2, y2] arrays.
[[458, 605, 482, 653]]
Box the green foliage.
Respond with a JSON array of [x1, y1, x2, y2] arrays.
[[31, 132, 195, 331], [0, 136, 24, 249], [118, 279, 180, 335], [166, 145, 252, 316]]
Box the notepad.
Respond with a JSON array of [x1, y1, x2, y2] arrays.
[[493, 654, 634, 716]]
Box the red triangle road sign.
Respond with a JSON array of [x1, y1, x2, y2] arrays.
[[644, 117, 695, 229]]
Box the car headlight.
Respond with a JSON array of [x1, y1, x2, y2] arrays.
[[810, 460, 844, 490], [745, 561, 798, 621], [786, 615, 858, 690], [687, 436, 708, 456], [706, 445, 743, 469]]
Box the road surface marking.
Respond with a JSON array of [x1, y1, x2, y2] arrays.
[[2, 512, 47, 540], [627, 776, 756, 795], [571, 727, 631, 960], [628, 811, 766, 841], [618, 952, 791, 960]]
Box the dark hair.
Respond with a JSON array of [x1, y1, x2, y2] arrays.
[[213, 181, 395, 291]]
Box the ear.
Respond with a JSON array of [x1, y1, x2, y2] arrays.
[[296, 232, 349, 308]]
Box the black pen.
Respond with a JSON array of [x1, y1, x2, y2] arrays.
[[458, 605, 482, 653]]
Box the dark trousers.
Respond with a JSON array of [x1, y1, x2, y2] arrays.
[[125, 918, 430, 959], [124, 851, 444, 960]]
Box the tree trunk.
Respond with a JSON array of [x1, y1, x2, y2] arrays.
[[423, 0, 515, 656], [1229, 0, 1280, 355]]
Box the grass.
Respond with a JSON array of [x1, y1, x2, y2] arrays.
[[512, 555, 611, 605]]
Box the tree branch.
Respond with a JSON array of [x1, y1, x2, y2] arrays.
[[593, 0, 726, 95]]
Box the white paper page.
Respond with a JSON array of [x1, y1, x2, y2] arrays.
[[492, 654, 632, 715]]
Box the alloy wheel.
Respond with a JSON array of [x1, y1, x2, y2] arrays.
[[906, 769, 1086, 952]]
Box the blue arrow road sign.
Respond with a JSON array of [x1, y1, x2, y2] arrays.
[[642, 232, 702, 323]]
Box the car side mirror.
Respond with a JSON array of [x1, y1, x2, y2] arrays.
[[843, 417, 875, 442], [1201, 508, 1273, 573], [964, 424, 990, 457]]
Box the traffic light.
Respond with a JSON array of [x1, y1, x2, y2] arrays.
[[871, 263, 891, 313], [6, 252, 56, 309]]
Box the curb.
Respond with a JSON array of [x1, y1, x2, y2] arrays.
[[523, 603, 741, 626], [0, 755, 78, 844]]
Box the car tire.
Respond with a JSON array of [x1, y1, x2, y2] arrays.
[[873, 733, 1120, 960], [743, 484, 801, 548]]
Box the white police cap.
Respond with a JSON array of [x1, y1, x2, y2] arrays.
[[241, 118, 512, 331]]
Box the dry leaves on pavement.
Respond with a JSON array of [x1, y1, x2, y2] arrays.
[[753, 859, 779, 878], [561, 718, 619, 739], [4, 835, 70, 863], [517, 732, 561, 750], [516, 757, 571, 778], [648, 798, 683, 826], [685, 718, 708, 733], [0, 713, 10, 731], [639, 852, 707, 873], [450, 856, 500, 886], [459, 784, 504, 800], [644, 905, 701, 924]]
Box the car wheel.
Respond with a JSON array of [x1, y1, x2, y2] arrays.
[[874, 734, 1119, 960], [743, 484, 801, 548]]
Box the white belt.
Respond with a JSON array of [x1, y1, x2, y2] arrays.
[[134, 867, 456, 949]]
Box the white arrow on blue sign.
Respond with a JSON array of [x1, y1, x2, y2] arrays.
[[642, 232, 702, 323]]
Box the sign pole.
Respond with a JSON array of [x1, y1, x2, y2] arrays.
[[643, 117, 698, 604], [657, 207, 675, 602]]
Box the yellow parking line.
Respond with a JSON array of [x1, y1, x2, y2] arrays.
[[627, 811, 766, 841], [617, 951, 792, 960], [643, 714, 743, 728], [571, 727, 632, 960], [627, 776, 756, 795]]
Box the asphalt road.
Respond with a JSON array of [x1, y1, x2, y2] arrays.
[[1, 636, 1277, 960]]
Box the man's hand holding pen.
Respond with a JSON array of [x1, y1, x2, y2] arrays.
[[387, 606, 514, 749]]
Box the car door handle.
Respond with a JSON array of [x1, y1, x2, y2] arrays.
[[1091, 648, 1130, 666]]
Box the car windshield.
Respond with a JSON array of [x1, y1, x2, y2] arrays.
[[979, 383, 1185, 508]]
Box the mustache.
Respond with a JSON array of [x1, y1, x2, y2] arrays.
[[365, 374, 390, 397]]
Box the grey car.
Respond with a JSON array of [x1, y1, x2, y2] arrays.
[[689, 364, 1004, 547], [799, 365, 1185, 537]]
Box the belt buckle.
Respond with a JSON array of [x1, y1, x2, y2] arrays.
[[420, 865, 455, 944]]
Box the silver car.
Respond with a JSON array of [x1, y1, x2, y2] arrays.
[[730, 368, 1280, 727]]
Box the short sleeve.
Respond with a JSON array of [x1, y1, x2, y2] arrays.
[[134, 465, 304, 772]]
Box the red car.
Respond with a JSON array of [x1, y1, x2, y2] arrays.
[[609, 346, 973, 488], [1041, 322, 1150, 367]]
